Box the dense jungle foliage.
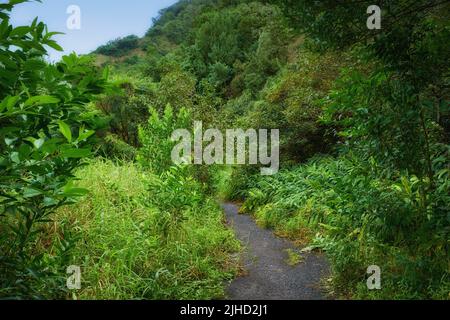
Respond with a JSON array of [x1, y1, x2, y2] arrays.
[[1, 0, 449, 299]]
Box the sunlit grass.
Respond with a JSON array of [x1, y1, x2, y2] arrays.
[[47, 159, 240, 300]]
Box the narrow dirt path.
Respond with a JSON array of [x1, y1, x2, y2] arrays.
[[222, 202, 330, 300]]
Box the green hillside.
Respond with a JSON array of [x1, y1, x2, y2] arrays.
[[1, 0, 449, 300], [90, 0, 450, 299]]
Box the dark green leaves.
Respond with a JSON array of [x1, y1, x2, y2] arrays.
[[45, 40, 63, 51]]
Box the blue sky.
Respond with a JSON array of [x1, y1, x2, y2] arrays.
[[7, 0, 178, 61]]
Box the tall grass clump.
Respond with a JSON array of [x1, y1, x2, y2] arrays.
[[43, 159, 240, 299]]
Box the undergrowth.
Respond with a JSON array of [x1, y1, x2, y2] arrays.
[[228, 156, 449, 300], [41, 160, 240, 299]]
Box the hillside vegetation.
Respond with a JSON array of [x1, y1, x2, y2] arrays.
[[1, 0, 449, 300]]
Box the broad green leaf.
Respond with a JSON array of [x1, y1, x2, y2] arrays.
[[0, 95, 20, 113], [44, 31, 64, 39], [58, 121, 72, 143], [10, 25, 30, 37], [33, 138, 45, 149], [5, 137, 16, 146], [40, 137, 63, 154], [45, 40, 63, 51], [10, 152, 20, 163], [24, 95, 60, 107], [23, 188, 43, 198], [23, 137, 45, 149]]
